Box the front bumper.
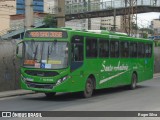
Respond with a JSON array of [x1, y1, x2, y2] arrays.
[[21, 78, 71, 93]]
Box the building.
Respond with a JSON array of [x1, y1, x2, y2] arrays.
[[65, 19, 88, 30], [0, 0, 58, 35], [65, 18, 101, 30], [151, 18, 160, 35], [17, 0, 58, 14], [0, 0, 16, 32], [65, 0, 100, 13], [16, 0, 44, 14], [65, 15, 123, 31], [100, 16, 122, 31], [65, 17, 101, 30], [44, 0, 58, 14]]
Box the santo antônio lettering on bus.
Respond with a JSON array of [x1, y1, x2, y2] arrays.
[[25, 31, 68, 38], [101, 61, 129, 72]]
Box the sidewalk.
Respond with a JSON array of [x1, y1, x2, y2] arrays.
[[154, 73, 160, 78], [0, 73, 160, 98], [0, 89, 35, 98]]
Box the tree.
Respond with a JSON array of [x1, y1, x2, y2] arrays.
[[43, 14, 57, 28], [100, 26, 106, 30], [139, 28, 154, 35], [132, 22, 139, 30], [141, 33, 148, 38]]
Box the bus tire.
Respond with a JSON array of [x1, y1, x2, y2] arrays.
[[130, 73, 137, 90], [82, 78, 94, 98], [45, 92, 56, 98]]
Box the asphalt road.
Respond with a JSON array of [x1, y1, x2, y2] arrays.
[[0, 76, 160, 120]]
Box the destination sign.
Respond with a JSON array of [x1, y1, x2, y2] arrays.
[[25, 31, 68, 38]]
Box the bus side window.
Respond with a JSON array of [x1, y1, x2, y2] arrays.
[[86, 38, 98, 58], [145, 44, 152, 58], [138, 43, 145, 58], [71, 36, 84, 62], [149, 44, 152, 58], [130, 42, 137, 58], [120, 41, 129, 58], [99, 39, 109, 58], [71, 36, 84, 71], [110, 41, 119, 58]]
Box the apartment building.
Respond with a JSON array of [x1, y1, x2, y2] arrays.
[[65, 0, 101, 14], [0, 0, 55, 32], [16, 0, 44, 14], [0, 0, 16, 32], [101, 16, 122, 31], [151, 18, 160, 35], [44, 0, 58, 14]]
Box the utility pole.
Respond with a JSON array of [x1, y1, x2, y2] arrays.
[[88, 0, 91, 30], [57, 0, 65, 27], [113, 6, 116, 31], [25, 0, 34, 30]]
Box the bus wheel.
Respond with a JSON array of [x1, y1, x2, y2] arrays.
[[45, 92, 56, 98], [130, 73, 137, 90], [83, 78, 94, 98]]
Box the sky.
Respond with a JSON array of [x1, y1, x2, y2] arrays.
[[137, 12, 160, 28]]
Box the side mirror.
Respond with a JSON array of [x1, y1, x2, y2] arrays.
[[16, 41, 23, 59]]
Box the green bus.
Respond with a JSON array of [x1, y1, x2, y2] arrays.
[[16, 28, 154, 98]]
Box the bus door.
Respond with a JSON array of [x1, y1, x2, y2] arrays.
[[144, 43, 153, 79], [70, 35, 85, 90], [71, 35, 84, 72]]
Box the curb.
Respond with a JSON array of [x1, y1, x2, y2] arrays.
[[0, 90, 36, 99]]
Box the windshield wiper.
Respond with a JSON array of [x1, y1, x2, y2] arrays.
[[47, 45, 50, 63], [33, 44, 38, 60], [40, 42, 44, 63]]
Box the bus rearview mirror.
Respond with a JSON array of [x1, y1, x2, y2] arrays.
[[16, 41, 23, 59]]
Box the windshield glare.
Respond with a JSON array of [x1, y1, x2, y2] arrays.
[[24, 41, 68, 69]]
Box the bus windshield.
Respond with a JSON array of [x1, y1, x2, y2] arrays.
[[23, 41, 68, 69]]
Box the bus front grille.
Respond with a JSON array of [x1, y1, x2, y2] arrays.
[[26, 81, 55, 89], [25, 70, 59, 77]]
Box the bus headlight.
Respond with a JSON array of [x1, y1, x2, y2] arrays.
[[21, 74, 33, 82], [21, 74, 26, 82], [56, 76, 68, 85]]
